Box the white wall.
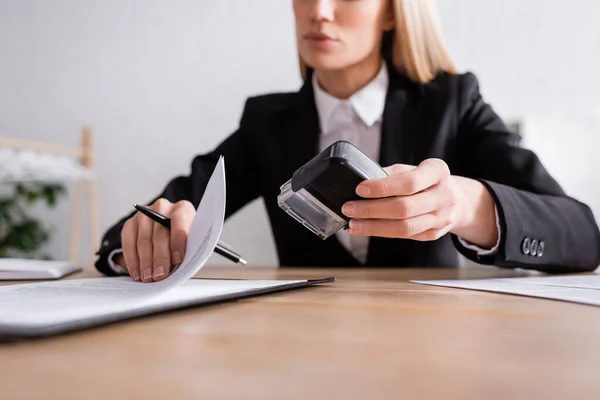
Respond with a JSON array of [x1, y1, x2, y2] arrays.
[[0, 0, 598, 266], [0, 0, 300, 265], [437, 0, 600, 223]]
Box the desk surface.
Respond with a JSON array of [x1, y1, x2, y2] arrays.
[[1, 266, 599, 399]]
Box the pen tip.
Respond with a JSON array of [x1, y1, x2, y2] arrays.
[[132, 203, 137, 208], [239, 258, 248, 265]]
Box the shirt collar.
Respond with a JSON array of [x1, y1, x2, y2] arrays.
[[313, 61, 389, 133]]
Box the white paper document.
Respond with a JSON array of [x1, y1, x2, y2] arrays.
[[412, 274, 600, 307], [0, 158, 332, 338], [0, 258, 81, 280], [0, 278, 306, 327]]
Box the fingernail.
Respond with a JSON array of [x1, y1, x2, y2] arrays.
[[342, 203, 355, 217], [349, 220, 362, 231], [142, 268, 152, 282], [154, 266, 166, 280], [173, 251, 182, 265], [357, 185, 371, 196], [131, 270, 140, 281]]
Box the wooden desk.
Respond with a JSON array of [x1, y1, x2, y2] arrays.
[[1, 267, 599, 399]]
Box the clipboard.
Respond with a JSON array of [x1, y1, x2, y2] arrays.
[[0, 277, 335, 340]]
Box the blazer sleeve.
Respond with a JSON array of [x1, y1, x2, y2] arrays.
[[452, 73, 600, 273], [94, 99, 263, 276]]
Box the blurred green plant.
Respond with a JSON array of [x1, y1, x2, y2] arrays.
[[0, 183, 65, 259]]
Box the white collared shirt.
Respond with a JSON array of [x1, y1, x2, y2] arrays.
[[313, 61, 499, 264]]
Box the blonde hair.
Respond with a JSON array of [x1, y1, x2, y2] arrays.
[[299, 0, 456, 84]]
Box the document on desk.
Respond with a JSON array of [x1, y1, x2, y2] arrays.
[[0, 258, 81, 280], [412, 275, 600, 307], [0, 157, 334, 339]]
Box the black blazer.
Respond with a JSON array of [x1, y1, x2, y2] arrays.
[[95, 62, 600, 275]]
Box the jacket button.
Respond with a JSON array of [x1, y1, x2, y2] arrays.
[[530, 240, 538, 257], [521, 238, 531, 255], [537, 241, 545, 257]]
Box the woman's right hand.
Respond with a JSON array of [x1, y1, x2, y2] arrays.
[[116, 199, 196, 283]]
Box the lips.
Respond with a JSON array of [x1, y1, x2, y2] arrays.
[[304, 32, 338, 42]]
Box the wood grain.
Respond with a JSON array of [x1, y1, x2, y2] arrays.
[[1, 266, 598, 400]]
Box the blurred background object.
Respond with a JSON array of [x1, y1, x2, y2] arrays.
[[0, 0, 598, 267], [0, 128, 98, 264]]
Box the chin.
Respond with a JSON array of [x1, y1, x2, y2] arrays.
[[302, 54, 350, 73]]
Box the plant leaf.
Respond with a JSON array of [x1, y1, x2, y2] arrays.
[[27, 190, 40, 204], [41, 184, 65, 207], [3, 219, 50, 252]]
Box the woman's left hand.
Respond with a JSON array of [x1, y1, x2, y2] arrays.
[[341, 158, 498, 248]]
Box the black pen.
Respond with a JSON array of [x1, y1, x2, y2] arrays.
[[132, 203, 247, 265]]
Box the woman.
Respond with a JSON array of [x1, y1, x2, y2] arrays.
[[95, 0, 600, 282]]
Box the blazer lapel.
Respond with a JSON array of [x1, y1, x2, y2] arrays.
[[281, 79, 320, 178], [378, 67, 421, 168]]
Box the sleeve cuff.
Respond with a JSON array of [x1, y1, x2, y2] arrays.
[[456, 205, 501, 255], [108, 248, 128, 275]]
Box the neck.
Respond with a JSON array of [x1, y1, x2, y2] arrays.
[[315, 54, 382, 100]]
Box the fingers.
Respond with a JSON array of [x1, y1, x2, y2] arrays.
[[121, 218, 140, 281], [344, 159, 456, 242], [382, 164, 417, 176], [343, 189, 440, 220], [151, 201, 172, 282], [137, 198, 178, 283], [121, 198, 195, 283], [136, 207, 156, 283], [344, 177, 457, 220], [358, 159, 450, 198], [410, 225, 453, 242], [169, 201, 196, 269], [151, 198, 180, 282], [348, 214, 438, 238], [347, 208, 454, 239]]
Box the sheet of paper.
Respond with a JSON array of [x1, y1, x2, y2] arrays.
[[0, 258, 74, 272], [135, 155, 227, 294], [0, 278, 306, 327], [0, 258, 81, 280], [91, 155, 227, 297], [0, 157, 227, 325], [412, 274, 600, 307]]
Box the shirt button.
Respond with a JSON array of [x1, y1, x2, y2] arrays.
[[521, 237, 531, 255]]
